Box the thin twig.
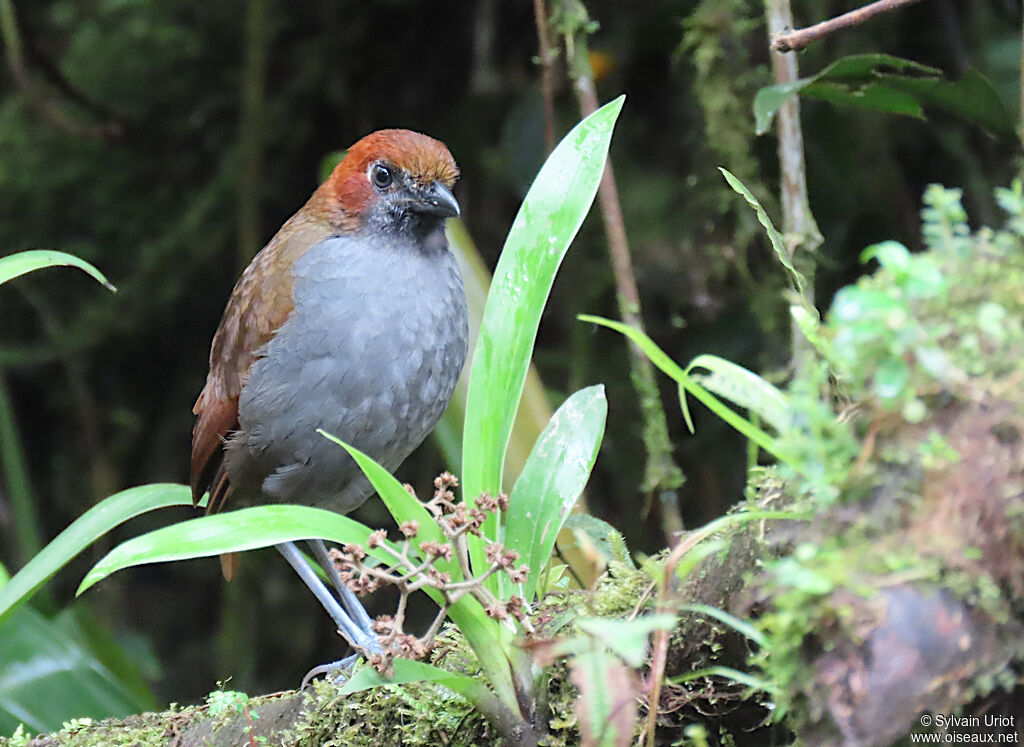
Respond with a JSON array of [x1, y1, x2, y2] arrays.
[[765, 0, 822, 376], [533, 0, 556, 153], [558, 2, 685, 540], [770, 0, 927, 53], [0, 0, 121, 139]]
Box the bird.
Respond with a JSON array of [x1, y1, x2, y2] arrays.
[[190, 128, 468, 663]]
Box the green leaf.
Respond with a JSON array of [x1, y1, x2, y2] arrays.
[[668, 665, 777, 694], [685, 354, 791, 432], [502, 386, 607, 601], [342, 657, 522, 739], [442, 600, 519, 714], [578, 315, 796, 466], [461, 96, 624, 581], [340, 658, 489, 703], [754, 54, 1015, 141], [0, 604, 152, 733], [314, 432, 518, 712], [564, 512, 633, 569], [719, 168, 805, 295], [570, 650, 638, 747], [77, 505, 386, 595], [673, 538, 727, 583], [317, 430, 460, 580], [0, 484, 196, 628], [576, 614, 676, 668], [681, 603, 767, 649], [0, 249, 115, 291]]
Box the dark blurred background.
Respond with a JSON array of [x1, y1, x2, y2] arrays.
[[0, 0, 1020, 705]]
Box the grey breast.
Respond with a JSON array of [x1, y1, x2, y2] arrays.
[[227, 232, 468, 513]]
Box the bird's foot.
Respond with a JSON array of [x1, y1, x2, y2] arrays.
[[300, 653, 361, 689]]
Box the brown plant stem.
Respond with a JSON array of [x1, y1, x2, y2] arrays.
[[770, 0, 928, 52], [557, 1, 685, 538], [765, 0, 822, 376], [533, 0, 556, 154], [640, 520, 727, 745]]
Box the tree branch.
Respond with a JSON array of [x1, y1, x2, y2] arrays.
[[764, 0, 822, 375], [557, 0, 686, 539], [770, 0, 928, 53]]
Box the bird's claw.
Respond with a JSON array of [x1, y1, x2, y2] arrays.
[[300, 653, 361, 690]]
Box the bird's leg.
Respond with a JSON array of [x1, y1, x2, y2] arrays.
[[306, 538, 376, 637], [275, 541, 380, 655]]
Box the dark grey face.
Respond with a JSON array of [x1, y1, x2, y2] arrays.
[[364, 161, 460, 239]]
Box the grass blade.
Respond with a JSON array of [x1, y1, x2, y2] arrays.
[[0, 484, 195, 628], [578, 315, 796, 465], [77, 505, 386, 595], [0, 249, 115, 291]]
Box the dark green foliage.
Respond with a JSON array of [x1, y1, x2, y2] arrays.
[[1, 0, 1023, 735]]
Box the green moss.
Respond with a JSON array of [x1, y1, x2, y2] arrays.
[[749, 181, 1024, 729]]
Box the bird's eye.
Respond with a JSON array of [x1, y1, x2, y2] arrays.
[[370, 163, 393, 189]]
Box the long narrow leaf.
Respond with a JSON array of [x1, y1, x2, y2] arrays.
[[77, 505, 386, 595], [462, 97, 625, 582], [442, 597, 519, 712], [340, 657, 486, 700], [719, 169, 805, 295], [342, 658, 519, 735], [314, 431, 520, 707], [0, 249, 115, 290], [681, 603, 767, 649], [685, 354, 791, 432], [668, 665, 777, 693], [578, 315, 797, 466], [502, 386, 606, 601], [0, 484, 195, 627], [317, 430, 460, 580]]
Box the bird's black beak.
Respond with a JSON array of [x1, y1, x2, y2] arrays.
[[413, 181, 461, 219]]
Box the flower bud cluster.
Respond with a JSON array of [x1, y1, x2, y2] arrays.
[[325, 472, 532, 675]]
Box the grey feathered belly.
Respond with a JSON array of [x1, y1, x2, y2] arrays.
[[226, 235, 468, 513]]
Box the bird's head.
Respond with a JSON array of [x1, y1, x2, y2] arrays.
[[318, 129, 460, 237]]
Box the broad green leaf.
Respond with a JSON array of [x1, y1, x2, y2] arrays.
[[435, 220, 556, 492], [576, 614, 676, 668], [318, 430, 460, 579], [719, 168, 805, 295], [0, 604, 152, 733], [0, 484, 196, 628], [0, 249, 115, 290], [77, 505, 388, 595], [754, 54, 1015, 141], [502, 386, 607, 601], [74, 493, 522, 713], [685, 355, 791, 432], [578, 315, 796, 466], [462, 96, 624, 583]]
